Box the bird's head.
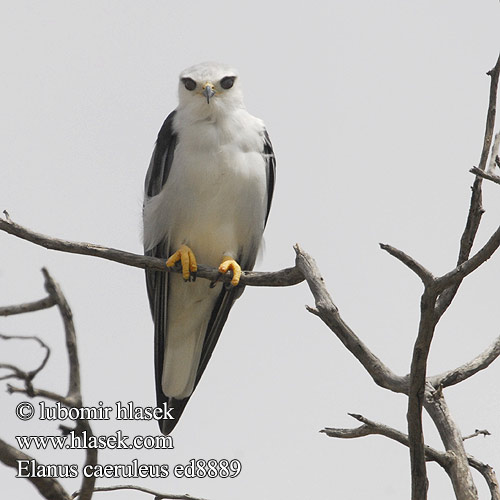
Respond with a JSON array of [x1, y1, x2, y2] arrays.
[[177, 62, 243, 117]]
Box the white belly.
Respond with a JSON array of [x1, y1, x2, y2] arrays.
[[165, 144, 267, 266]]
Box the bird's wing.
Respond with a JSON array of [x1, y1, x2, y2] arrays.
[[143, 110, 179, 432], [263, 129, 276, 226]]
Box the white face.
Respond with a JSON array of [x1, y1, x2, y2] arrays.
[[177, 62, 244, 114]]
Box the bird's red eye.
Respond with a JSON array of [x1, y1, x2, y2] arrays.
[[182, 78, 196, 91], [220, 76, 236, 90]]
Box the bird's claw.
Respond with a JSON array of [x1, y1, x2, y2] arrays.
[[218, 257, 242, 286], [166, 244, 197, 281]]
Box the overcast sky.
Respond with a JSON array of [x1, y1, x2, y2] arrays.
[[2, 2, 500, 499]]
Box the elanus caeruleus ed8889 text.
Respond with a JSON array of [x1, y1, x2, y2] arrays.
[[143, 62, 275, 435]]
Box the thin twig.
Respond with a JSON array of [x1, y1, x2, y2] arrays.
[[41, 269, 81, 405], [321, 413, 499, 499], [0, 333, 50, 381], [470, 166, 500, 185], [321, 412, 450, 468], [479, 54, 500, 174], [0, 215, 304, 288], [379, 243, 434, 286], [0, 295, 56, 316], [6, 383, 72, 405], [429, 334, 500, 388], [436, 224, 500, 293], [463, 429, 492, 441]]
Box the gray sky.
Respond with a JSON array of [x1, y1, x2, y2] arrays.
[[1, 2, 500, 499]]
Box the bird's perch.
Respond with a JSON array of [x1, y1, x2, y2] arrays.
[[0, 212, 304, 288]]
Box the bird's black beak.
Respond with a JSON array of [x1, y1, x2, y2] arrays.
[[202, 82, 215, 104]]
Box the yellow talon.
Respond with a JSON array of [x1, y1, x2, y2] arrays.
[[218, 256, 242, 286], [166, 244, 197, 281]]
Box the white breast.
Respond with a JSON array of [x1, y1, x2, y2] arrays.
[[146, 108, 268, 267]]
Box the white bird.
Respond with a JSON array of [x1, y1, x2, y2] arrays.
[[143, 62, 275, 434]]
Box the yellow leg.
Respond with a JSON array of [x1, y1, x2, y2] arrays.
[[218, 256, 242, 286], [166, 244, 197, 281]]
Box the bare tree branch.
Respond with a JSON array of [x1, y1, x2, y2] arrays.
[[41, 269, 81, 405], [424, 385, 477, 499], [6, 383, 71, 404], [436, 224, 500, 291], [322, 413, 499, 500], [379, 243, 434, 286], [0, 296, 56, 316], [470, 166, 500, 186], [71, 484, 210, 500], [436, 52, 500, 318], [294, 244, 408, 394], [408, 287, 439, 499], [479, 54, 500, 174], [0, 270, 98, 500], [463, 429, 491, 441], [321, 413, 450, 468], [467, 456, 500, 500], [0, 437, 70, 500], [429, 334, 500, 388], [40, 269, 97, 500], [0, 214, 304, 288], [0, 333, 50, 382]]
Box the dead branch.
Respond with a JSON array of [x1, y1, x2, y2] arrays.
[[379, 243, 434, 286], [436, 224, 500, 291], [0, 213, 304, 288], [407, 287, 439, 499], [321, 413, 450, 468], [322, 413, 499, 500], [297, 232, 500, 498], [0, 333, 50, 383], [0, 296, 56, 316], [0, 437, 70, 500], [429, 334, 500, 388], [0, 270, 96, 500], [470, 166, 500, 186], [293, 244, 408, 394], [436, 52, 500, 319], [405, 52, 500, 499], [424, 385, 477, 499], [467, 456, 500, 500], [41, 269, 81, 405], [463, 429, 492, 441]]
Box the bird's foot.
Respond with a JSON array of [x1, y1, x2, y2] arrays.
[[218, 256, 242, 286], [166, 245, 197, 281]]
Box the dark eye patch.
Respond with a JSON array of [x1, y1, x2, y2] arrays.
[[220, 76, 236, 90], [181, 77, 197, 91]]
